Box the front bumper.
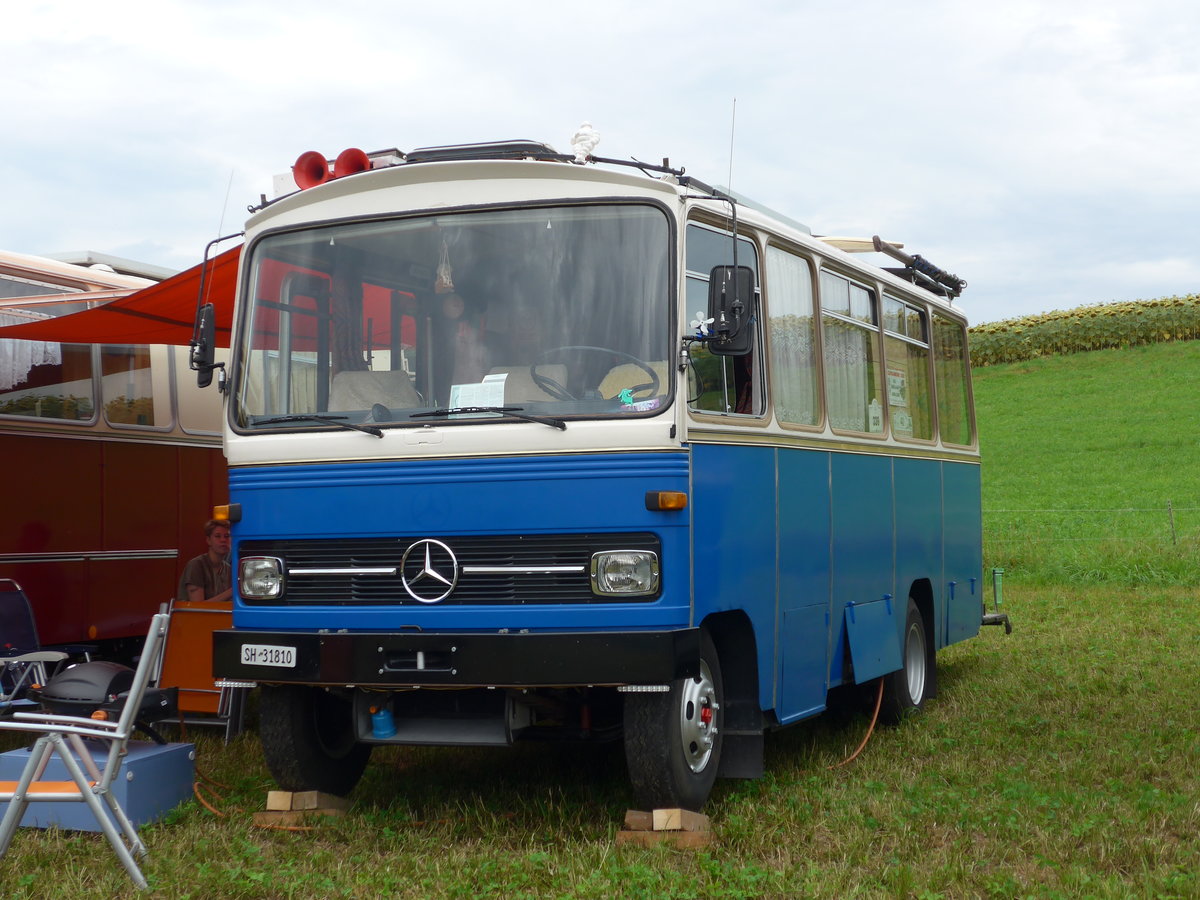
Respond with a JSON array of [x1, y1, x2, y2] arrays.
[[212, 627, 699, 687]]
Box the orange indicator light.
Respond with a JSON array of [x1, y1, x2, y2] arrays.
[[645, 491, 688, 511]]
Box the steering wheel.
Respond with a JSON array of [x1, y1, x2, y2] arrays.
[[530, 346, 661, 402]]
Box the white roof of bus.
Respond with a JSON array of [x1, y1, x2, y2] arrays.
[[0, 249, 157, 293]]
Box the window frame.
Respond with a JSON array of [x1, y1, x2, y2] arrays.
[[684, 219, 767, 422], [819, 268, 885, 439], [99, 343, 176, 433], [763, 241, 824, 431], [930, 311, 977, 449], [881, 295, 935, 445], [0, 341, 99, 426]]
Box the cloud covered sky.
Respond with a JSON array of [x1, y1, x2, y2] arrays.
[[3, 0, 1198, 324]]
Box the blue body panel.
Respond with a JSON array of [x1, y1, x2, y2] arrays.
[[228, 444, 981, 722], [229, 452, 690, 633], [688, 442, 981, 723], [944, 461, 984, 645], [776, 449, 833, 722]]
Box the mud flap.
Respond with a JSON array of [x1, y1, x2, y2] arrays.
[[844, 596, 903, 684]]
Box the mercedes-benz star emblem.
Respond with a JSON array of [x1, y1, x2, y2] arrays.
[[400, 539, 459, 603]]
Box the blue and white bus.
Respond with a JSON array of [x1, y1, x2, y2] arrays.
[[206, 139, 981, 811]]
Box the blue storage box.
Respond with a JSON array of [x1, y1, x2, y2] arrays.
[[0, 740, 195, 831]]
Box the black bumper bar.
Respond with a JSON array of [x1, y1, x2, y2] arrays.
[[213, 628, 700, 687]]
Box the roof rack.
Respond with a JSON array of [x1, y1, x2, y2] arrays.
[[816, 236, 904, 254], [404, 140, 567, 165], [871, 235, 966, 299]]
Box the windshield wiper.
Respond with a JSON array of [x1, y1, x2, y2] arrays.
[[254, 414, 383, 438], [410, 406, 567, 431]]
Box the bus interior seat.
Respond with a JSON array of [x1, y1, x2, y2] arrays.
[[486, 365, 567, 403], [243, 364, 321, 416], [598, 361, 670, 400], [330, 370, 421, 410]]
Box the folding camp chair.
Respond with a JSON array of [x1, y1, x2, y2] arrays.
[[0, 579, 67, 710], [157, 597, 247, 741], [0, 612, 169, 890]]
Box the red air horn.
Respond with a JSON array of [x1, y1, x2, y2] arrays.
[[334, 147, 371, 178], [292, 148, 373, 189], [293, 151, 331, 189]]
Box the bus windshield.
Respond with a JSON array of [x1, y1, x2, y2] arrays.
[[234, 203, 672, 430]]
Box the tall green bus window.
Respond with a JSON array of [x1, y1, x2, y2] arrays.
[[932, 313, 974, 446], [765, 246, 818, 427], [882, 296, 932, 441], [821, 271, 882, 435], [685, 223, 762, 416]]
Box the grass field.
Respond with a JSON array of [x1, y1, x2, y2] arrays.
[[975, 340, 1200, 584], [2, 343, 1198, 898]]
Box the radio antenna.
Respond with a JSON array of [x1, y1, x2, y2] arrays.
[[726, 97, 737, 194], [215, 168, 236, 238]]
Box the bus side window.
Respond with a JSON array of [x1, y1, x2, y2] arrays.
[[932, 313, 974, 446], [765, 246, 819, 427], [101, 344, 171, 429], [882, 296, 933, 442], [821, 271, 883, 435], [0, 341, 96, 423], [685, 224, 763, 416]]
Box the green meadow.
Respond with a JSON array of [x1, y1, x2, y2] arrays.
[[2, 340, 1198, 898], [977, 339, 1200, 585]]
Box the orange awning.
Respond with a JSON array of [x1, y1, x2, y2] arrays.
[[0, 246, 241, 347]]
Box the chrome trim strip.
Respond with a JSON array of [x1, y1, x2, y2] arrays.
[[0, 549, 178, 563], [287, 565, 586, 576], [687, 430, 980, 462], [461, 565, 586, 575], [289, 567, 398, 575]]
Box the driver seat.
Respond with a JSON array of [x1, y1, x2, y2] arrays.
[[598, 362, 669, 401], [329, 370, 421, 410]]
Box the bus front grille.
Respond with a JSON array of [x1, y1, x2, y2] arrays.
[[238, 533, 660, 605]]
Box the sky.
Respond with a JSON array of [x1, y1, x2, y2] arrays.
[[3, 0, 1198, 325]]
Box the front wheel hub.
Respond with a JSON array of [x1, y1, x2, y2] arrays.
[[679, 660, 719, 772]]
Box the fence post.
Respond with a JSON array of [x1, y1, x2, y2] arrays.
[[1168, 500, 1177, 545]]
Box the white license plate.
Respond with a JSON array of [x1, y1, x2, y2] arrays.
[[241, 643, 296, 668]]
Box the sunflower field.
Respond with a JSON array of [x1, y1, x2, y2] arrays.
[[968, 294, 1200, 366]]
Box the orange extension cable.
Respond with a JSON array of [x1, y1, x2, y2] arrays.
[[829, 676, 884, 770]]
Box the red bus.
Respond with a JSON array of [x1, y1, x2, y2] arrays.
[[0, 250, 226, 656]]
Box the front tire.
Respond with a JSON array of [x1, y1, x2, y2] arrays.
[[259, 684, 372, 796], [880, 598, 931, 725], [624, 630, 724, 811]]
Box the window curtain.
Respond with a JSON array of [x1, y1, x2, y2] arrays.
[[823, 316, 877, 432]]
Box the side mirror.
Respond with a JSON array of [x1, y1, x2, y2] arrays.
[[707, 265, 756, 357], [191, 303, 218, 388]]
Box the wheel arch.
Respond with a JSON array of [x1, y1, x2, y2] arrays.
[[699, 609, 766, 779], [698, 610, 760, 725]]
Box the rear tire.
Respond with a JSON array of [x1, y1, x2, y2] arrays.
[[880, 598, 931, 725], [259, 684, 372, 796], [624, 630, 723, 811]]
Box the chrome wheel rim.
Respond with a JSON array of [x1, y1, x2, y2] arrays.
[[679, 660, 719, 772], [905, 620, 926, 704]]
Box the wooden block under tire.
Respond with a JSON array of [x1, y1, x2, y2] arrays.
[[652, 808, 710, 832], [616, 829, 712, 849]]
